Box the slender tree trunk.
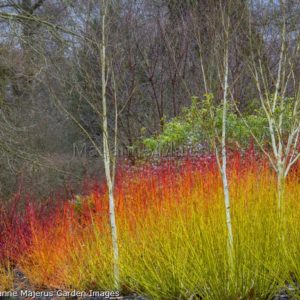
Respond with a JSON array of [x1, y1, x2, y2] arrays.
[[101, 1, 119, 289], [277, 162, 285, 212], [221, 38, 234, 269], [277, 161, 285, 242]]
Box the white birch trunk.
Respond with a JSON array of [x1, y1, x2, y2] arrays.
[[101, 1, 119, 289], [221, 39, 234, 268], [277, 161, 285, 212]]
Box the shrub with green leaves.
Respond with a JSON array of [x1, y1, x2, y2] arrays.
[[142, 94, 270, 153]]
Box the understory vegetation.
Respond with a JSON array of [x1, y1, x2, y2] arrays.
[[0, 152, 300, 299]]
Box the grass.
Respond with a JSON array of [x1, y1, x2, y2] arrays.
[[0, 264, 13, 291], [0, 151, 300, 299]]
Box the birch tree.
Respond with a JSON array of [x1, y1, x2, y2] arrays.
[[191, 0, 235, 273], [49, 0, 121, 287], [244, 0, 300, 215], [216, 1, 234, 274], [100, 0, 119, 288]]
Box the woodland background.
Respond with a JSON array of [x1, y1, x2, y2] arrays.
[[0, 0, 299, 199]]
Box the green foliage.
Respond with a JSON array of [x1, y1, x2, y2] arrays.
[[142, 94, 270, 151]]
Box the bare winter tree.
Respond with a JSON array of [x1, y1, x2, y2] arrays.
[[190, 0, 236, 276], [216, 0, 234, 276], [100, 0, 119, 287], [46, 0, 121, 287], [237, 0, 300, 216]]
